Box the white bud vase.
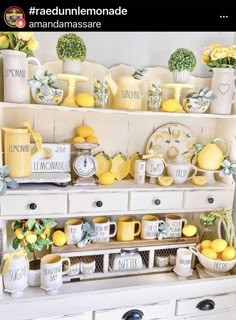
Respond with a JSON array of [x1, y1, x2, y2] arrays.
[[210, 68, 235, 115], [62, 60, 81, 75]]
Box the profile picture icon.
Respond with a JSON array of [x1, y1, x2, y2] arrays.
[[4, 6, 26, 28]]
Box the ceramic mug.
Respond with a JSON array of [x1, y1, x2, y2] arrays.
[[40, 254, 70, 294], [141, 215, 165, 240], [64, 219, 83, 245], [68, 258, 80, 276], [117, 216, 141, 241], [174, 248, 193, 276], [92, 217, 117, 243], [155, 255, 169, 268], [80, 257, 96, 274], [167, 162, 197, 185], [165, 214, 187, 238]]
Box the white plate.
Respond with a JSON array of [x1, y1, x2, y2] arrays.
[[146, 123, 197, 164]]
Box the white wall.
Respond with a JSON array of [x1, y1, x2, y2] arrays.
[[35, 32, 235, 78]]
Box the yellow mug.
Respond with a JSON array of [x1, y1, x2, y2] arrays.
[[117, 216, 141, 241]]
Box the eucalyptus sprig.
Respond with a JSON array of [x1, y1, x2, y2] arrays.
[[219, 159, 236, 177], [0, 165, 18, 196], [200, 213, 218, 226]]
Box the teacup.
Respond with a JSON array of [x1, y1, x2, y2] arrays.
[[167, 162, 197, 185]]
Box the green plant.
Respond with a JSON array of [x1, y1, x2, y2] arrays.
[[28, 70, 59, 96], [56, 33, 87, 61], [0, 165, 18, 196], [186, 87, 216, 103], [168, 48, 196, 72]]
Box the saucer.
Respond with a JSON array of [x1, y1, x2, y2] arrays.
[[173, 267, 193, 277]]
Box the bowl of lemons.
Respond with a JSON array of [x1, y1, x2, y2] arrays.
[[191, 240, 236, 276]]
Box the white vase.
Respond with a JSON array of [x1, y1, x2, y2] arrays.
[[1, 50, 41, 103], [210, 68, 235, 115], [62, 60, 81, 75], [173, 70, 189, 83], [28, 260, 41, 287]]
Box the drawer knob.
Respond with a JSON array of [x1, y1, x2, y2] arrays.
[[122, 309, 144, 320], [96, 201, 103, 207], [196, 299, 215, 311], [155, 199, 161, 205], [208, 197, 214, 204], [29, 203, 37, 210]]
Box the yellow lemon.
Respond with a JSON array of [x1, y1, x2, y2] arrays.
[[95, 152, 112, 177], [182, 224, 197, 237], [44, 225, 51, 235], [76, 125, 94, 138], [210, 239, 227, 253], [73, 136, 85, 143], [25, 231, 37, 244], [221, 246, 236, 261], [52, 230, 67, 247], [111, 153, 130, 180], [15, 228, 24, 240], [162, 99, 181, 112], [130, 152, 143, 178], [200, 240, 212, 250], [85, 136, 99, 144], [39, 232, 46, 239], [98, 172, 115, 185], [202, 248, 217, 260], [157, 176, 173, 187], [192, 176, 207, 186], [76, 93, 94, 108]]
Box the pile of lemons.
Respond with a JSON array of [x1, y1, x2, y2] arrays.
[[73, 125, 99, 144], [200, 239, 236, 261]]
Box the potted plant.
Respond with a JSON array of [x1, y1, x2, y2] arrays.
[[28, 70, 63, 105], [168, 48, 196, 83], [183, 87, 216, 113], [11, 218, 57, 287], [56, 33, 87, 75]]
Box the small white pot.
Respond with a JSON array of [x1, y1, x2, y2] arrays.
[[28, 268, 41, 287], [173, 70, 189, 84], [62, 60, 81, 75]]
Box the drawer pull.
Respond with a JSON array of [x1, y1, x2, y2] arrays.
[[122, 309, 144, 320], [29, 203, 37, 210], [196, 299, 215, 311], [155, 199, 161, 205], [96, 201, 103, 207], [208, 197, 214, 204]]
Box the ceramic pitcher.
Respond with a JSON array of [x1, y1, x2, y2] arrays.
[[2, 120, 42, 177]]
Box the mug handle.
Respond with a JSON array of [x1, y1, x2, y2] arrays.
[[186, 165, 198, 180], [62, 257, 71, 275], [109, 222, 117, 238], [27, 57, 41, 73], [190, 246, 199, 257], [181, 218, 188, 227], [134, 221, 141, 236]]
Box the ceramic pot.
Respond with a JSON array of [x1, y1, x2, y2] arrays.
[[183, 97, 210, 113], [28, 259, 41, 287], [172, 70, 189, 84], [62, 60, 81, 75]]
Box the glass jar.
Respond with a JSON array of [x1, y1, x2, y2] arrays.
[[198, 221, 218, 242]]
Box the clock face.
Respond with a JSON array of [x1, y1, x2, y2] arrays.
[[73, 154, 97, 178]]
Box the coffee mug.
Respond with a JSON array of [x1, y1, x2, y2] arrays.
[[141, 215, 165, 240], [165, 214, 187, 238], [155, 255, 169, 268], [174, 248, 193, 276], [92, 217, 117, 243], [117, 216, 141, 241], [64, 219, 83, 245], [80, 257, 96, 274], [68, 258, 80, 276], [40, 254, 70, 294], [167, 162, 197, 185]]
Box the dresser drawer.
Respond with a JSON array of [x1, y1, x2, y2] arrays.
[[69, 192, 128, 213], [0, 194, 67, 215], [94, 301, 169, 320], [176, 292, 236, 316], [183, 190, 234, 209], [129, 191, 183, 211], [187, 309, 236, 319]]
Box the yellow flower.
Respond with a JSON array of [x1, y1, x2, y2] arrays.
[[210, 47, 229, 60], [229, 45, 236, 59], [201, 54, 210, 64], [16, 32, 33, 41], [203, 44, 221, 56], [27, 37, 39, 51]]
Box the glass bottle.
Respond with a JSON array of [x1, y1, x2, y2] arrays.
[[199, 220, 218, 242]]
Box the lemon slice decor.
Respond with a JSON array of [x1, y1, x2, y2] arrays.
[[95, 151, 112, 177], [182, 224, 197, 237], [130, 152, 143, 178], [111, 153, 130, 180], [157, 176, 173, 187], [192, 176, 207, 186]]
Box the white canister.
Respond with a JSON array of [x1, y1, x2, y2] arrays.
[[146, 157, 165, 177]]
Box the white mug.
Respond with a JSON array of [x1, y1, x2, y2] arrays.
[[155, 255, 169, 268], [167, 162, 197, 185], [141, 215, 165, 240], [64, 219, 83, 245], [92, 217, 117, 243], [80, 257, 96, 274], [68, 259, 80, 276], [146, 157, 165, 177], [175, 248, 193, 276], [165, 214, 187, 238]]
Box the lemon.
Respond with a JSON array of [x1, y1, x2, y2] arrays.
[[210, 239, 227, 253], [157, 176, 173, 187], [95, 152, 112, 177], [182, 224, 197, 237], [15, 228, 24, 240], [52, 230, 67, 247], [202, 248, 217, 260], [192, 176, 207, 186], [25, 231, 37, 244], [76, 125, 94, 138], [200, 240, 212, 250], [162, 99, 181, 112], [98, 172, 115, 185], [221, 246, 236, 261], [130, 152, 143, 178], [44, 225, 51, 235], [76, 93, 94, 108], [39, 232, 46, 239], [86, 136, 99, 144], [73, 136, 85, 143], [111, 153, 130, 180]]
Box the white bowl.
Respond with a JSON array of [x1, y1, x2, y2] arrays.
[[191, 244, 236, 276], [31, 87, 63, 105]]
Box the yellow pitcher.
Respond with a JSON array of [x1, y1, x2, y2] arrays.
[[2, 120, 42, 177]]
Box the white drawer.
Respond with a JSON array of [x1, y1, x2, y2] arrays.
[[176, 292, 236, 317], [69, 192, 128, 213], [186, 309, 236, 319], [183, 190, 234, 209], [36, 315, 87, 320], [129, 191, 183, 211], [94, 301, 169, 320], [0, 194, 67, 215]]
